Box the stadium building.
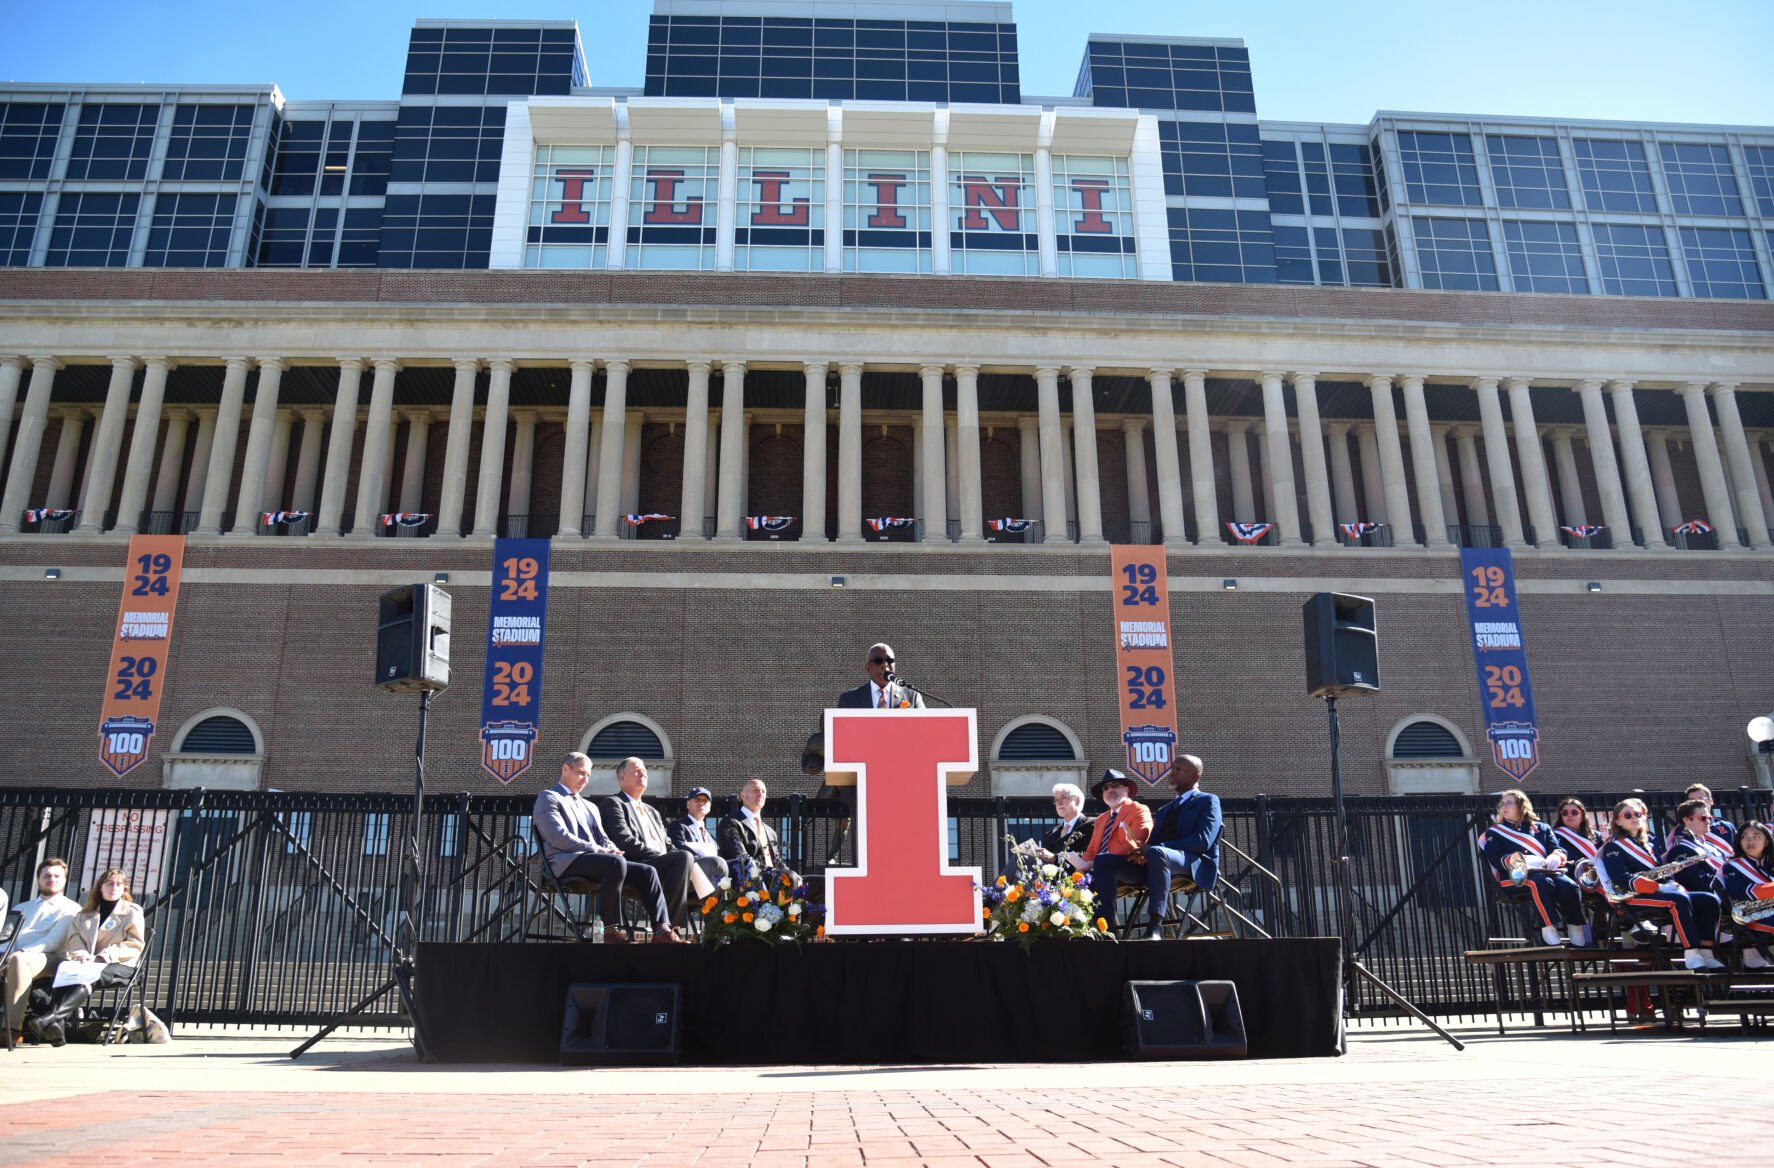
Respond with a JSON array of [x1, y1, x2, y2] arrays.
[[0, 1, 1770, 801]]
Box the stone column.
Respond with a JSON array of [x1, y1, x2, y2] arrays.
[[290, 409, 325, 513], [150, 410, 189, 517], [836, 362, 863, 543], [1181, 371, 1218, 545], [799, 362, 826, 541], [182, 411, 216, 522], [1326, 422, 1357, 525], [1454, 427, 1490, 529], [1226, 422, 1255, 520], [1122, 419, 1152, 537], [1398, 375, 1451, 548], [1504, 378, 1557, 547], [1017, 415, 1043, 536], [113, 359, 171, 534], [955, 365, 984, 543], [0, 357, 58, 533], [945, 419, 960, 533], [1431, 425, 1460, 528], [230, 358, 287, 534], [680, 360, 712, 540], [506, 410, 536, 520], [316, 359, 363, 536], [1575, 380, 1633, 546], [1290, 373, 1334, 546], [1679, 381, 1741, 544], [399, 411, 432, 515], [583, 360, 629, 539], [0, 358, 23, 490], [1608, 380, 1666, 548], [44, 411, 86, 510], [621, 414, 643, 516], [716, 361, 747, 539], [556, 360, 595, 538], [1472, 377, 1526, 548], [472, 358, 515, 538], [920, 363, 947, 543], [435, 359, 479, 538], [1646, 430, 1684, 530], [196, 357, 250, 534], [1367, 375, 1418, 545], [1355, 426, 1386, 524], [74, 356, 138, 532], [1256, 418, 1276, 522], [1147, 370, 1188, 546], [263, 410, 294, 513], [351, 359, 400, 538], [1256, 373, 1304, 546], [1034, 367, 1067, 542], [1709, 383, 1770, 548], [1752, 437, 1774, 530], [1549, 430, 1587, 526], [1067, 367, 1105, 544]]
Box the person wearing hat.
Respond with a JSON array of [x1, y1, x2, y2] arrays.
[[668, 786, 729, 896], [1069, 769, 1153, 934]]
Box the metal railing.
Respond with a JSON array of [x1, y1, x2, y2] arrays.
[[2, 783, 1764, 1030], [1340, 523, 1396, 548]]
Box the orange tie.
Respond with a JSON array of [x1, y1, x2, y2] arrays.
[[877, 687, 888, 709]]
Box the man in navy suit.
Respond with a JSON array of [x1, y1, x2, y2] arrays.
[[1137, 753, 1222, 939], [822, 642, 925, 864]]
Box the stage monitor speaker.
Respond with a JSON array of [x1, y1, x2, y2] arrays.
[[375, 583, 451, 693], [1302, 592, 1378, 698], [559, 982, 681, 1066], [1122, 979, 1248, 1060]]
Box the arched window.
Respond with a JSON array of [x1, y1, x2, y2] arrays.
[[579, 714, 674, 795], [1385, 715, 1477, 795], [164, 708, 265, 790], [988, 716, 1085, 797]]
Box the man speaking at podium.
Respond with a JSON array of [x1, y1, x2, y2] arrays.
[[821, 642, 925, 865]]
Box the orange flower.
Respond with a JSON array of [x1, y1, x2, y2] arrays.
[[1095, 918, 1108, 932], [1071, 872, 1085, 885], [982, 906, 992, 920], [816, 926, 825, 938], [736, 895, 749, 907], [996, 875, 1008, 887], [702, 896, 718, 913], [723, 913, 737, 924], [781, 874, 793, 886], [1017, 922, 1030, 933], [1005, 887, 1021, 903], [742, 912, 755, 923]]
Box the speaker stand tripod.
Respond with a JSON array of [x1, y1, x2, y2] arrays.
[[1324, 695, 1465, 1052], [291, 689, 435, 1060]]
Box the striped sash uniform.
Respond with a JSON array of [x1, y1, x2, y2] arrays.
[[1723, 855, 1774, 936], [1666, 832, 1729, 896], [1601, 835, 1721, 949], [1480, 820, 1582, 929]]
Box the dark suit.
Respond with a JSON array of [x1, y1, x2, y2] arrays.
[[1142, 788, 1223, 920], [1000, 814, 1095, 883], [668, 813, 729, 890], [719, 810, 786, 876], [822, 680, 927, 864], [597, 793, 694, 925], [531, 783, 669, 929]]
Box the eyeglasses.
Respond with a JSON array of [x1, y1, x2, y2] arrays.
[[1560, 807, 1584, 815], [869, 656, 894, 665], [1618, 811, 1643, 820]]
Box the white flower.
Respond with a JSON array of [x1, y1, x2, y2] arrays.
[[1079, 888, 1095, 903], [1041, 863, 1060, 879], [754, 917, 774, 933], [787, 903, 801, 917], [1049, 910, 1068, 927], [759, 902, 785, 923], [717, 877, 732, 891]]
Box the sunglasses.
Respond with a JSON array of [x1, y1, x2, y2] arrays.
[[1560, 807, 1584, 815], [869, 656, 894, 665], [1618, 811, 1643, 820]]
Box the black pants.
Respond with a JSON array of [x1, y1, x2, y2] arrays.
[[630, 849, 694, 926], [559, 853, 669, 930]]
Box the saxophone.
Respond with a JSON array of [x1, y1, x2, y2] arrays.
[[1597, 851, 1711, 905], [1732, 897, 1774, 927]]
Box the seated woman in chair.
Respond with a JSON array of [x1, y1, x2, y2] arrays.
[[1479, 789, 1589, 947], [1600, 798, 1724, 971], [1723, 821, 1774, 969], [1552, 797, 1611, 921], [25, 869, 145, 1046]]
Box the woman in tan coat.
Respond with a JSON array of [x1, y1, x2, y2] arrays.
[[25, 869, 145, 1046]]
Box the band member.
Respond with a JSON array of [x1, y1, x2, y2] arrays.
[[1479, 789, 1588, 946], [1666, 799, 1730, 897], [1553, 797, 1613, 928], [1682, 784, 1738, 850], [1601, 797, 1724, 970], [1724, 821, 1774, 968]]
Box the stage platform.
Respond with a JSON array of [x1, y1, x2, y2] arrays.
[[416, 937, 1345, 1064]]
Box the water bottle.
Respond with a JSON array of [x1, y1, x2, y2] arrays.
[[591, 918, 605, 944]]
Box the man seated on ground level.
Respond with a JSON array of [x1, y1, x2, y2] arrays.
[[597, 757, 695, 928], [3, 857, 80, 1044], [532, 753, 683, 945], [668, 786, 729, 897]]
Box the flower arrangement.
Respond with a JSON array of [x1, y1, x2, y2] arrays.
[[700, 861, 825, 946], [980, 848, 1113, 949]]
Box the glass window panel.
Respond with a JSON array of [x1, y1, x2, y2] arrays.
[[1679, 226, 1765, 299], [1572, 138, 1659, 212], [65, 103, 159, 181], [843, 148, 931, 273], [1500, 219, 1585, 293], [0, 102, 64, 182], [949, 149, 1036, 275], [45, 192, 140, 267], [1659, 141, 1743, 216], [1485, 135, 1570, 210], [1052, 154, 1135, 278], [1411, 217, 1498, 291], [1397, 131, 1483, 207]]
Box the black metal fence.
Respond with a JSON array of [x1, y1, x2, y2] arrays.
[[3, 784, 1765, 1032]]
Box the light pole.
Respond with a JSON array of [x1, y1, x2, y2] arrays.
[[1750, 716, 1774, 793]]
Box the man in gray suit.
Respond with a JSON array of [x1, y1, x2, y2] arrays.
[[597, 757, 694, 927], [532, 753, 682, 944]]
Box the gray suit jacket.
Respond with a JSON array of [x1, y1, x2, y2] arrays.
[[532, 783, 617, 876]]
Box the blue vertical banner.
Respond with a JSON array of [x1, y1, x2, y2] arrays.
[[480, 538, 551, 784], [1458, 548, 1542, 782]]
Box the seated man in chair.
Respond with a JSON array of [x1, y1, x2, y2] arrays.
[[533, 753, 683, 944], [1137, 754, 1222, 939]]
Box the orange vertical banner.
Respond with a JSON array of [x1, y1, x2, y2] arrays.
[[1110, 544, 1178, 790], [98, 535, 186, 778]]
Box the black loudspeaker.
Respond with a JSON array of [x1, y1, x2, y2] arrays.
[[1302, 592, 1378, 698], [559, 983, 681, 1066], [1122, 980, 1248, 1059], [375, 584, 451, 693]]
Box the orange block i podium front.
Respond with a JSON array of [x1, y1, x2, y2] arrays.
[[821, 707, 985, 936]]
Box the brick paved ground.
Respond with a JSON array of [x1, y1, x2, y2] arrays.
[[2, 1026, 1771, 1167]]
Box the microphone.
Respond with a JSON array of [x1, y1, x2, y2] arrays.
[[884, 670, 901, 685]]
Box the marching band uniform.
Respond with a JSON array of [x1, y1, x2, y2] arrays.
[[1600, 835, 1723, 969], [1480, 820, 1587, 946], [1666, 830, 1729, 896], [1722, 853, 1774, 952], [1553, 821, 1613, 932]]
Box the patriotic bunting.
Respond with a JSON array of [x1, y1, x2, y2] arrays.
[[1339, 522, 1381, 538], [1559, 524, 1604, 538], [1226, 521, 1274, 544], [745, 516, 795, 531], [866, 517, 917, 532], [380, 512, 431, 528], [24, 508, 74, 524], [1672, 519, 1713, 534], [986, 518, 1036, 533], [624, 513, 673, 526], [260, 510, 311, 526]]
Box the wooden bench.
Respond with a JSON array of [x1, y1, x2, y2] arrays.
[[1463, 944, 1640, 1034]]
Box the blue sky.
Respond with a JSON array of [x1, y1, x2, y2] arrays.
[[2, 0, 1770, 126]]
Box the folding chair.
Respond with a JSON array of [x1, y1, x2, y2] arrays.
[[1, 910, 20, 1053], [86, 927, 153, 1047], [1115, 874, 1234, 939], [526, 859, 646, 942]]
